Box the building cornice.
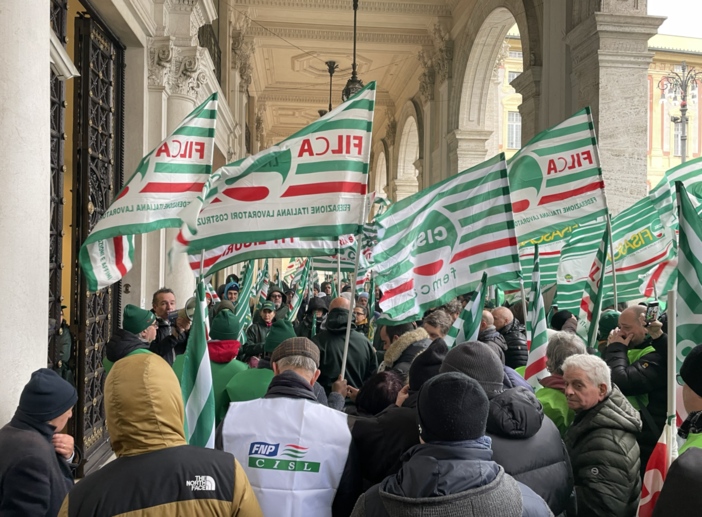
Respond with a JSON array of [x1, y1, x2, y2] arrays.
[[232, 0, 451, 16], [247, 25, 433, 46]]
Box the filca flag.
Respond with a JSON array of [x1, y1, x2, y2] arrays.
[[79, 93, 218, 291], [172, 83, 376, 256]]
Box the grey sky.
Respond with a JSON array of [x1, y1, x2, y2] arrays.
[[648, 0, 702, 38]]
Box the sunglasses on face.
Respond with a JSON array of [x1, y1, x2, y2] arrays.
[[270, 294, 282, 299]]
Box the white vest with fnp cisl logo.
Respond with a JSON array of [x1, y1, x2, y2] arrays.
[[222, 396, 352, 517]]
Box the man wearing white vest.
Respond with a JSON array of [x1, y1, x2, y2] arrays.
[[221, 337, 362, 517]]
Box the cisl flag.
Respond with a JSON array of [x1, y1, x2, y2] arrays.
[[79, 94, 218, 291], [508, 107, 609, 243], [173, 83, 376, 255]]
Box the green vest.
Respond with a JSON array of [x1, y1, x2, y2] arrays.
[[515, 366, 526, 378], [625, 345, 656, 410], [536, 386, 575, 437], [679, 432, 702, 456], [225, 368, 275, 403], [103, 348, 151, 375]]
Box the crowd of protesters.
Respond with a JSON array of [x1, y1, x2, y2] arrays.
[[1, 274, 700, 517]]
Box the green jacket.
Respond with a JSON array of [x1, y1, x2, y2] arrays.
[[225, 366, 274, 403], [312, 308, 378, 393], [564, 386, 642, 517], [536, 383, 574, 437], [679, 432, 702, 455], [172, 339, 248, 425]]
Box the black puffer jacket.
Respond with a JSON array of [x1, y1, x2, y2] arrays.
[[564, 386, 642, 517], [487, 386, 573, 516], [499, 319, 528, 369], [602, 333, 667, 473], [149, 315, 188, 366], [478, 326, 508, 364]]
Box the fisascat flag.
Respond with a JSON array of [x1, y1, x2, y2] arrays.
[[499, 236, 571, 298], [675, 181, 702, 371], [444, 272, 487, 348], [188, 237, 339, 278], [172, 83, 376, 255], [650, 156, 702, 226], [525, 245, 549, 390], [181, 280, 215, 448], [80, 94, 218, 291], [374, 154, 521, 323], [508, 107, 609, 243]]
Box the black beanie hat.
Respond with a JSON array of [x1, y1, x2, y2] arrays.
[[551, 310, 574, 331], [681, 344, 702, 397], [416, 372, 489, 443], [408, 338, 449, 392], [19, 368, 77, 422]]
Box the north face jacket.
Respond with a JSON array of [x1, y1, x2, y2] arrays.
[[59, 353, 262, 517], [498, 319, 529, 369], [564, 386, 642, 517], [350, 443, 552, 517], [377, 327, 430, 383], [313, 308, 378, 393]]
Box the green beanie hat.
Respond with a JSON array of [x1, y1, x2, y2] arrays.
[[210, 310, 241, 341], [598, 310, 621, 341], [123, 304, 156, 335], [264, 319, 297, 353]]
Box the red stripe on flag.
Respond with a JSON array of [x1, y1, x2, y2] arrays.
[[450, 237, 518, 264], [189, 254, 223, 271], [520, 250, 562, 258], [643, 260, 671, 298], [525, 355, 547, 380], [281, 182, 367, 197], [609, 248, 670, 274], [113, 237, 128, 277], [383, 279, 414, 301], [580, 295, 593, 321], [139, 182, 205, 193], [538, 181, 605, 206], [176, 231, 189, 246]]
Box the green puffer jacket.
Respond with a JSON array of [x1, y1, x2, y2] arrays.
[[564, 386, 642, 517]]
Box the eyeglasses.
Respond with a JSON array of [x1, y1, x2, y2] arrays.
[[270, 294, 282, 299], [354, 311, 364, 316]]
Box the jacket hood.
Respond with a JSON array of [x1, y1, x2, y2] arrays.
[[267, 286, 287, 305], [487, 386, 544, 439], [383, 327, 430, 369], [381, 443, 499, 499], [105, 353, 186, 457], [106, 328, 149, 363], [567, 385, 642, 444], [539, 373, 566, 393], [325, 307, 354, 333], [306, 296, 329, 314], [207, 339, 241, 363]]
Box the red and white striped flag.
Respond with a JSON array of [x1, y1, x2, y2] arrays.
[[637, 423, 677, 517], [79, 93, 218, 291]]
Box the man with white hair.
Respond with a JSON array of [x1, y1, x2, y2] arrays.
[[562, 354, 642, 517]]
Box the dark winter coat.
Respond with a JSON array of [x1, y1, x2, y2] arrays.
[[103, 328, 152, 374], [313, 308, 378, 393], [651, 445, 702, 516], [149, 314, 188, 365], [499, 318, 529, 369], [564, 386, 642, 517], [350, 443, 552, 517], [351, 392, 421, 484], [267, 286, 289, 322], [487, 386, 573, 516], [377, 328, 430, 383], [602, 333, 667, 472], [240, 320, 272, 361], [478, 325, 508, 364], [0, 411, 75, 517], [294, 297, 328, 339]]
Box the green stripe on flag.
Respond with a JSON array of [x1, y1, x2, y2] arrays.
[[296, 160, 369, 175], [196, 109, 218, 119], [344, 99, 375, 111], [173, 126, 216, 138], [531, 137, 597, 157], [154, 163, 211, 174]]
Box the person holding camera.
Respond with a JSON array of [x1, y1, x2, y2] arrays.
[[149, 288, 191, 366]]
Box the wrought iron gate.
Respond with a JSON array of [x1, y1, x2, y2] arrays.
[[70, 12, 125, 475]]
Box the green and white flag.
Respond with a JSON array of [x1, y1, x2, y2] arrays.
[[575, 224, 610, 348], [188, 237, 339, 278], [181, 279, 215, 448], [80, 94, 218, 291], [650, 156, 702, 226], [172, 83, 376, 255], [287, 259, 310, 322], [374, 154, 521, 323], [675, 181, 702, 371], [525, 245, 549, 389], [255, 259, 270, 311], [508, 107, 609, 244], [235, 260, 256, 343], [444, 272, 487, 347], [283, 258, 304, 284]]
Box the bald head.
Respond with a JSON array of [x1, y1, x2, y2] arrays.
[[493, 307, 513, 330], [329, 297, 350, 311], [619, 305, 647, 346], [480, 310, 493, 331]]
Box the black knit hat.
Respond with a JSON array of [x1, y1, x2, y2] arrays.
[[681, 344, 702, 397], [440, 341, 504, 394], [408, 338, 449, 391], [551, 310, 574, 331], [19, 368, 77, 422], [416, 372, 489, 442]]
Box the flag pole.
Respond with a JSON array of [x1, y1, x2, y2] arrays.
[[666, 288, 677, 465], [519, 278, 528, 326], [337, 253, 342, 295], [607, 214, 618, 308], [199, 253, 205, 280]]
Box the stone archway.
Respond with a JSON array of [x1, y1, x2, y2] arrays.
[[374, 150, 387, 197], [388, 101, 423, 201]]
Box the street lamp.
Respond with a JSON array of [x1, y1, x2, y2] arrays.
[[659, 61, 701, 164], [341, 0, 364, 102]]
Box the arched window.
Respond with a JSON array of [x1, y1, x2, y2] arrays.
[[397, 119, 419, 180], [375, 151, 387, 195]]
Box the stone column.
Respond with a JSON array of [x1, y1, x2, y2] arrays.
[[0, 0, 50, 424], [566, 4, 664, 213], [511, 67, 542, 144], [447, 129, 493, 173]]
